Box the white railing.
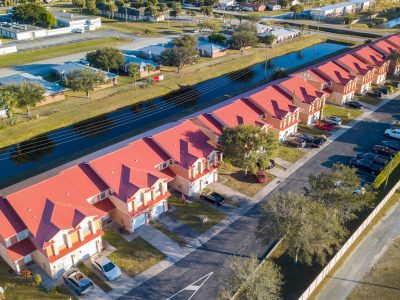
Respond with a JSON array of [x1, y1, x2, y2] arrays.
[[298, 180, 400, 300]]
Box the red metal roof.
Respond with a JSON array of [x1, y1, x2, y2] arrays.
[[278, 77, 325, 104], [314, 61, 356, 85], [6, 238, 36, 262], [371, 40, 399, 56], [5, 165, 107, 248], [334, 53, 373, 76], [246, 85, 298, 120], [211, 98, 270, 129], [194, 114, 224, 136], [0, 197, 26, 240], [352, 46, 386, 67], [151, 120, 216, 169], [384, 34, 400, 48], [89, 138, 172, 203], [93, 198, 115, 214]]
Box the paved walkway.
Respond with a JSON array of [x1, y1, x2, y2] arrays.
[[316, 201, 400, 300]]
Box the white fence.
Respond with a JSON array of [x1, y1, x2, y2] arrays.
[[298, 179, 400, 300]]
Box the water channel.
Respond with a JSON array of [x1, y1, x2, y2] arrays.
[[0, 41, 347, 188]]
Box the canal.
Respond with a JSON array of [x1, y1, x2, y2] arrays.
[[0, 41, 347, 188]]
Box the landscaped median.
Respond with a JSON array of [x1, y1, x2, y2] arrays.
[[372, 151, 400, 189], [102, 230, 165, 277], [0, 37, 132, 69]]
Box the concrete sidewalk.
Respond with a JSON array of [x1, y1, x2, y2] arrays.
[[316, 201, 400, 300]]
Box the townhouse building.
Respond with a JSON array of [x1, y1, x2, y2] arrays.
[[277, 77, 327, 125], [151, 120, 221, 196], [352, 46, 390, 85], [371, 38, 400, 76], [295, 61, 358, 106], [333, 54, 375, 94], [245, 85, 300, 140], [88, 138, 173, 233], [1, 164, 108, 278]]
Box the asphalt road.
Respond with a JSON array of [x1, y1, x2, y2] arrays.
[[121, 98, 400, 300]]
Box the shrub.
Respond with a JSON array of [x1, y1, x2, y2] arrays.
[[21, 269, 32, 278], [372, 152, 400, 189]]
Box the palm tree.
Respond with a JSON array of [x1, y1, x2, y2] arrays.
[[127, 63, 141, 87]]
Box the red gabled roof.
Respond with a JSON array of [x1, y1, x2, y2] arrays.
[[194, 113, 224, 136], [5, 164, 107, 248], [314, 61, 356, 85], [151, 120, 216, 169], [89, 138, 172, 203], [384, 34, 400, 48], [352, 46, 387, 67], [278, 77, 325, 104], [334, 53, 373, 76], [246, 85, 298, 120], [0, 197, 26, 240], [211, 98, 270, 129], [371, 40, 399, 56], [6, 238, 36, 262]]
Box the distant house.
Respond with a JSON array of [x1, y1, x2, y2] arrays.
[[0, 73, 65, 105], [0, 44, 17, 55], [52, 63, 119, 86], [266, 4, 281, 11], [197, 39, 227, 58], [309, 0, 371, 20], [219, 0, 237, 6], [138, 44, 170, 61], [123, 55, 160, 78], [258, 27, 300, 43], [240, 3, 266, 12], [0, 23, 47, 40], [51, 10, 101, 31], [96, 5, 165, 22]]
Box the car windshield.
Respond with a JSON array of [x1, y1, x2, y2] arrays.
[[81, 281, 92, 291], [103, 262, 115, 272]]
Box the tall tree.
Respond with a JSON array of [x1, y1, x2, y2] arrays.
[[86, 47, 125, 72], [0, 85, 18, 121], [200, 6, 213, 16], [127, 62, 141, 87], [17, 83, 45, 108], [160, 34, 198, 73], [72, 0, 86, 11], [12, 3, 57, 28], [257, 193, 347, 266], [306, 163, 375, 223], [63, 69, 106, 98], [217, 255, 283, 300], [86, 0, 96, 13], [264, 34, 276, 46], [220, 125, 278, 174], [230, 23, 258, 50], [208, 33, 226, 45], [291, 4, 304, 19]]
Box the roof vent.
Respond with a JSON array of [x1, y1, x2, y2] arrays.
[[27, 208, 31, 212]]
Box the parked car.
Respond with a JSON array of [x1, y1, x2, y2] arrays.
[[345, 101, 364, 109], [376, 87, 389, 95], [324, 116, 342, 126], [349, 158, 383, 175], [372, 145, 397, 158], [284, 136, 306, 147], [255, 170, 268, 183], [79, 59, 90, 66], [385, 128, 400, 140], [309, 136, 327, 148], [63, 269, 94, 296], [200, 191, 225, 205], [295, 133, 314, 143], [382, 140, 400, 151], [91, 255, 121, 281], [314, 121, 335, 131], [366, 91, 382, 98], [356, 152, 390, 166], [392, 121, 400, 129], [387, 81, 399, 88]]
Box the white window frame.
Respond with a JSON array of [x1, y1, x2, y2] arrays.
[[17, 230, 27, 242], [99, 191, 106, 200], [5, 238, 11, 248]]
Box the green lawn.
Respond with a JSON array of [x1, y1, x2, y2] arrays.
[[102, 18, 199, 37], [356, 95, 381, 106], [218, 163, 274, 197], [298, 124, 331, 137], [78, 263, 112, 293], [168, 195, 225, 233], [0, 258, 72, 299], [0, 35, 327, 148], [0, 36, 132, 68], [324, 104, 364, 124], [151, 222, 188, 246], [276, 145, 306, 163], [103, 230, 165, 277]]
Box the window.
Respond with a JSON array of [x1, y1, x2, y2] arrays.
[[154, 182, 162, 193], [17, 230, 27, 242], [81, 221, 91, 236], [5, 238, 11, 248], [99, 192, 106, 200]]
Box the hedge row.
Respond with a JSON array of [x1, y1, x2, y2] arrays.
[[373, 151, 400, 189]]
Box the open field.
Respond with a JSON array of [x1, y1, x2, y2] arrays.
[[219, 163, 275, 197], [348, 236, 400, 300], [0, 35, 328, 149], [103, 230, 165, 277], [168, 195, 225, 233], [0, 37, 132, 68], [0, 258, 72, 299]]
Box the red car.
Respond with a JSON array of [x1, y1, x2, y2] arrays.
[[255, 170, 267, 183], [314, 121, 335, 131]]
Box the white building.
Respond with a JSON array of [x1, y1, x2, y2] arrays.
[[258, 27, 300, 43], [310, 0, 372, 20], [0, 23, 47, 40], [0, 44, 17, 55], [219, 0, 237, 6], [51, 11, 101, 31]]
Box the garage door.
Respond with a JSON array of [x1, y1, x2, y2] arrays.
[[54, 255, 74, 278], [77, 240, 99, 261], [151, 201, 166, 219], [190, 180, 200, 195], [133, 213, 147, 230]]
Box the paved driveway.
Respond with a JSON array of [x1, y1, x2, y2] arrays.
[[120, 98, 400, 300]]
